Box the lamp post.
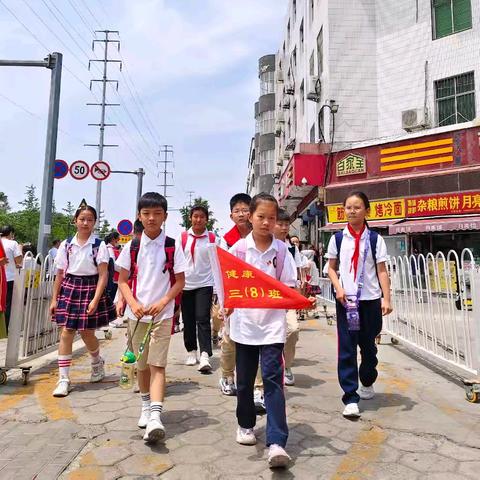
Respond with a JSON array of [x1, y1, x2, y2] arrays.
[[318, 99, 339, 187]]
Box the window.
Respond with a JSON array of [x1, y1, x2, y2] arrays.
[[432, 0, 472, 39], [258, 110, 275, 134], [300, 20, 304, 50], [292, 0, 296, 24], [310, 124, 315, 143], [317, 28, 323, 77], [258, 150, 275, 175], [435, 72, 475, 126], [292, 47, 297, 68], [309, 52, 315, 76], [287, 20, 291, 44], [310, 0, 314, 24], [292, 101, 297, 136], [260, 70, 275, 95]]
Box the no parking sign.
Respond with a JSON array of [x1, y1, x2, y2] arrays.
[[117, 219, 133, 236]]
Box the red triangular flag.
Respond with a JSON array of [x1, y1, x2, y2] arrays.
[[214, 246, 311, 310]]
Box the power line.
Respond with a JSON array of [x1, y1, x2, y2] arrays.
[[65, 0, 96, 37], [78, 0, 103, 30]]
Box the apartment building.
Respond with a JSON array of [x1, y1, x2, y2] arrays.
[[256, 0, 480, 257]]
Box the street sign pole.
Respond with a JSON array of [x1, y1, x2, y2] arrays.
[[38, 53, 62, 257]]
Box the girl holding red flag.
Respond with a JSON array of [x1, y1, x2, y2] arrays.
[[326, 191, 392, 419], [226, 193, 299, 469]]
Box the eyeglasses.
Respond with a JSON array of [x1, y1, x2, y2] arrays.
[[232, 209, 250, 214]]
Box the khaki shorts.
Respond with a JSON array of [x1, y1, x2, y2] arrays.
[[128, 318, 172, 370]]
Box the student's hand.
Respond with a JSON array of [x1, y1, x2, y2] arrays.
[[116, 298, 125, 317], [306, 296, 316, 309], [222, 308, 233, 318], [381, 299, 393, 316], [87, 300, 99, 315], [335, 287, 347, 305], [131, 301, 146, 320], [146, 297, 169, 318], [49, 300, 57, 317], [0, 258, 7, 267]]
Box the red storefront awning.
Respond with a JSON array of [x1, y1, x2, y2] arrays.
[[320, 219, 401, 232], [389, 216, 480, 235]]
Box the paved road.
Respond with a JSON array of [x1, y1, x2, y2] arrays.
[[0, 315, 479, 479]]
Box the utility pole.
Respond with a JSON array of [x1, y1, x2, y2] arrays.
[[110, 168, 145, 218], [85, 30, 121, 233], [187, 191, 195, 206], [0, 53, 63, 256], [157, 145, 174, 198]]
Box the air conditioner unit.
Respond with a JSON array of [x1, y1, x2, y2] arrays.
[[306, 76, 320, 102], [276, 70, 284, 83], [282, 97, 291, 109], [277, 111, 285, 123], [402, 108, 429, 131], [274, 121, 284, 137], [285, 82, 295, 95]]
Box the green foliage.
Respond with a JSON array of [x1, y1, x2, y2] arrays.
[[0, 188, 111, 247], [179, 196, 217, 231]]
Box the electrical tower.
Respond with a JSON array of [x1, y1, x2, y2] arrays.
[[85, 30, 122, 231], [157, 145, 174, 198], [187, 190, 195, 206]]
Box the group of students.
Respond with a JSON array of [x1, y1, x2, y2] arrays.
[[48, 189, 392, 469]]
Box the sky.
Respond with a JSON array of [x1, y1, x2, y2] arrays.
[[0, 0, 287, 239]]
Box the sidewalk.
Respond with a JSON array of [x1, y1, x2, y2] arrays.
[[0, 316, 479, 479]]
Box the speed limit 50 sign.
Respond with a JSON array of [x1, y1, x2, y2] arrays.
[[70, 160, 90, 180]]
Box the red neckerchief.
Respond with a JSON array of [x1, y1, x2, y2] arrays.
[[223, 225, 242, 248], [347, 223, 366, 281], [190, 231, 207, 263]]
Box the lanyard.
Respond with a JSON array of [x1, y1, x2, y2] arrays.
[[355, 231, 370, 304]]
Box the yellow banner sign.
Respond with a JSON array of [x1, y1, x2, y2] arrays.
[[327, 199, 406, 223]]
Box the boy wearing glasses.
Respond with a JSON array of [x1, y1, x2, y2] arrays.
[[217, 193, 252, 396]]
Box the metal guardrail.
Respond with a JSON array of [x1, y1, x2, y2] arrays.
[[1, 253, 57, 384]]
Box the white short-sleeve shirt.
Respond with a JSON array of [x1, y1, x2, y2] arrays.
[[54, 234, 110, 276], [116, 230, 187, 323], [178, 228, 215, 290], [325, 227, 387, 300], [2, 238, 22, 282], [228, 233, 297, 346]]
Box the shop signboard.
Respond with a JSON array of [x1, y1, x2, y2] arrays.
[[406, 191, 480, 217], [336, 153, 366, 177], [327, 198, 405, 223]]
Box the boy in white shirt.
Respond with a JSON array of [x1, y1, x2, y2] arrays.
[[117, 192, 187, 443], [0, 226, 22, 331], [178, 205, 216, 372]]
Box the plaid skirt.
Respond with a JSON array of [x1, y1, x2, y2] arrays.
[[55, 274, 116, 330]]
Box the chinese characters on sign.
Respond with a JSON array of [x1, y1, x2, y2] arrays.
[[406, 192, 480, 217], [336, 153, 366, 177], [327, 199, 405, 223]]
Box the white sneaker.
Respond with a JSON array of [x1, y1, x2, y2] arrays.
[[284, 368, 295, 386], [52, 377, 71, 397], [137, 407, 150, 428], [254, 388, 266, 413], [143, 417, 166, 443], [359, 384, 375, 400], [268, 444, 291, 468], [198, 352, 212, 372], [90, 358, 105, 383], [343, 403, 361, 418], [109, 318, 124, 328], [236, 427, 256, 445], [185, 351, 197, 366], [219, 376, 236, 396]]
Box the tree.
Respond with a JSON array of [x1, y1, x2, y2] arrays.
[[99, 220, 112, 238], [19, 185, 40, 212], [12, 185, 40, 243], [179, 197, 217, 231], [0, 192, 10, 212]]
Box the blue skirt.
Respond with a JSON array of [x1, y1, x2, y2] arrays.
[[54, 274, 116, 330]]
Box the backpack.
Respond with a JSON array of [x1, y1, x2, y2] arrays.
[[129, 236, 177, 297], [66, 237, 102, 269], [234, 238, 287, 281], [181, 231, 216, 252]]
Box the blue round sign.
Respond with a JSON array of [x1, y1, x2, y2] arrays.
[[117, 219, 133, 236], [54, 159, 69, 180]]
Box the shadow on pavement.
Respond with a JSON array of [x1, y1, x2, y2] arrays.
[[292, 357, 319, 367], [360, 392, 417, 412], [290, 373, 326, 389]]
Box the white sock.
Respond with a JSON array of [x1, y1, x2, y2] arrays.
[[150, 401, 163, 420], [141, 392, 151, 409], [58, 354, 72, 379]]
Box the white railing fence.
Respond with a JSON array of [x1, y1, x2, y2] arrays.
[[4, 252, 58, 370]]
